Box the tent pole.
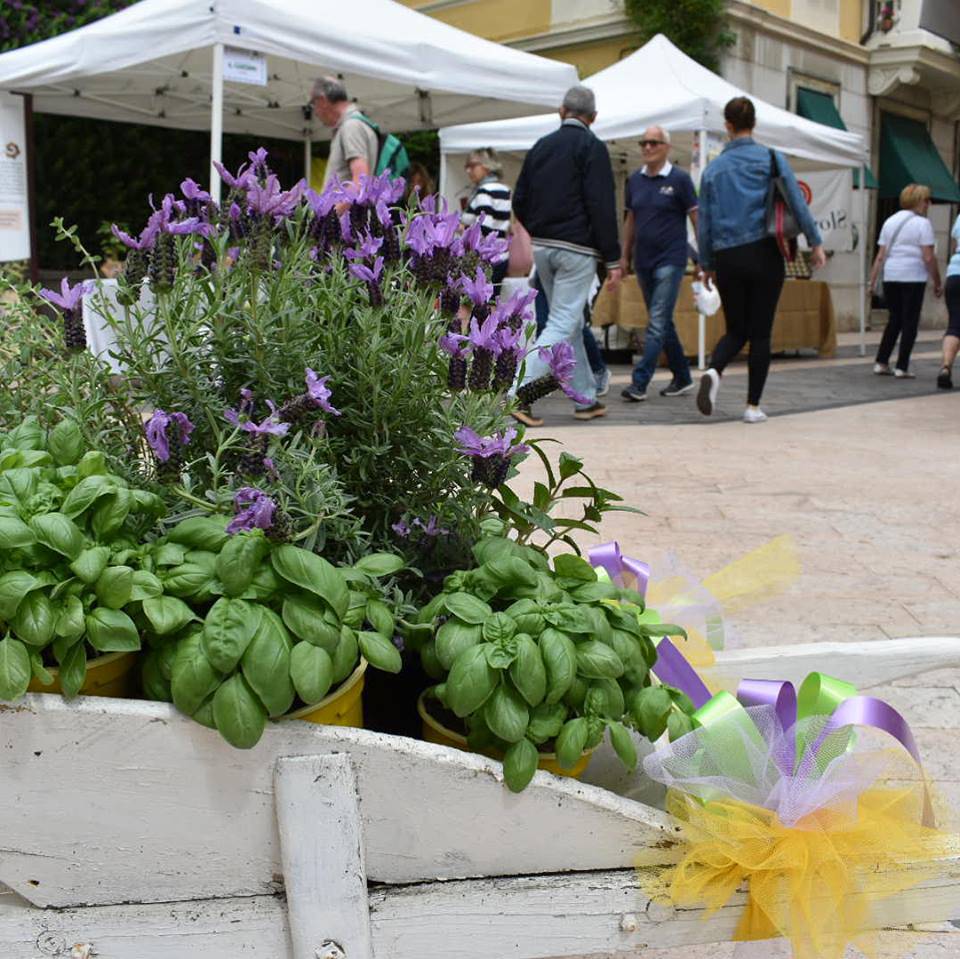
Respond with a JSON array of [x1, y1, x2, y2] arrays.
[[304, 133, 312, 185], [858, 168, 867, 357], [439, 150, 448, 203], [210, 42, 224, 204], [696, 129, 708, 371]]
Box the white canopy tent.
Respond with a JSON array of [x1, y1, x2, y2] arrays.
[[0, 0, 578, 200], [439, 35, 870, 356]]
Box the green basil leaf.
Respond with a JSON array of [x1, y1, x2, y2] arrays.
[[242, 564, 282, 601], [667, 710, 695, 742], [569, 581, 620, 603], [95, 566, 134, 609], [420, 639, 444, 679], [69, 545, 110, 584], [435, 618, 482, 671], [130, 569, 164, 601], [0, 467, 38, 503], [482, 612, 517, 644], [140, 648, 172, 702], [504, 598, 545, 637], [56, 642, 86, 698], [241, 608, 295, 717], [91, 488, 132, 540], [557, 451, 583, 480], [201, 598, 260, 673], [331, 625, 359, 684], [30, 513, 85, 560], [162, 563, 212, 597], [0, 636, 31, 700], [357, 631, 402, 674], [152, 543, 187, 567], [184, 549, 219, 572], [158, 635, 182, 680], [60, 474, 116, 518], [526, 701, 567, 744], [12, 591, 56, 647], [364, 599, 395, 639], [563, 676, 588, 711], [555, 716, 589, 769], [352, 552, 405, 577], [130, 490, 164, 517], [55, 594, 86, 641], [444, 644, 498, 718], [483, 682, 529, 743], [213, 674, 267, 749], [442, 592, 492, 625], [166, 515, 230, 552], [171, 632, 222, 715], [509, 633, 547, 708], [544, 604, 594, 635], [0, 515, 35, 549], [6, 416, 43, 451], [608, 721, 639, 770], [143, 596, 196, 636], [27, 649, 51, 687], [48, 419, 84, 466], [539, 628, 578, 704], [289, 641, 334, 705], [502, 738, 539, 793], [552, 554, 597, 582], [282, 594, 340, 651], [630, 686, 673, 741], [85, 607, 140, 652], [216, 533, 269, 597], [272, 544, 349, 619], [575, 640, 624, 679], [76, 450, 107, 478]]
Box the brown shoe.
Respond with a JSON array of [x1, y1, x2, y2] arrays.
[[573, 402, 607, 421], [511, 405, 544, 427]]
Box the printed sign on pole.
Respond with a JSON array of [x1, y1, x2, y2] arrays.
[[223, 47, 267, 86], [0, 91, 30, 263], [795, 169, 853, 251]]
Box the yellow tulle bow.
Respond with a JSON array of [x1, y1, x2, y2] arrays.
[[646, 787, 958, 959]]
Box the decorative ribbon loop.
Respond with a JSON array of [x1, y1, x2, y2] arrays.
[[588, 541, 650, 598]]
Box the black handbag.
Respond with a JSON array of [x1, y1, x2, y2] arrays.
[[765, 149, 800, 261]]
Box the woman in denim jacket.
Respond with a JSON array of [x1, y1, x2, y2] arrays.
[[696, 97, 826, 423]]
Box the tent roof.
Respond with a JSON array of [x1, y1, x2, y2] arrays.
[[439, 34, 866, 168], [0, 0, 579, 140]]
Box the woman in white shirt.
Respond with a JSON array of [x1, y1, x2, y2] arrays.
[[938, 213, 960, 389], [868, 183, 943, 377]]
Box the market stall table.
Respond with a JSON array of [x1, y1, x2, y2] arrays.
[[592, 275, 837, 360]]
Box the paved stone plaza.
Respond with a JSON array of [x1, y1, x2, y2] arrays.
[[517, 329, 960, 957]]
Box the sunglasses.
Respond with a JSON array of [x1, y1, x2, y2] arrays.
[[639, 139, 666, 148]]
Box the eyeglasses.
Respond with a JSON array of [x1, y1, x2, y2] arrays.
[[639, 139, 666, 148]]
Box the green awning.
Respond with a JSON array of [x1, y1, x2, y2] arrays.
[[880, 113, 960, 203], [796, 87, 879, 189]]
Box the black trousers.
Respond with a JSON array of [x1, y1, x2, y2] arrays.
[[943, 275, 960, 339], [876, 281, 926, 371], [711, 238, 786, 406]]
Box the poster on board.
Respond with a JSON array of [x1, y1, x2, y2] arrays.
[[0, 91, 29, 263]]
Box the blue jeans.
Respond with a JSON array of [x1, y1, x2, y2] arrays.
[[534, 274, 607, 376], [631, 264, 691, 392], [521, 247, 598, 408]]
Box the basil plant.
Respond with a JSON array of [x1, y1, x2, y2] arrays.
[[0, 416, 166, 701], [139, 514, 407, 749], [408, 536, 695, 792]]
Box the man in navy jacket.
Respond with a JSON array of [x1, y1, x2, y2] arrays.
[[512, 85, 621, 425]]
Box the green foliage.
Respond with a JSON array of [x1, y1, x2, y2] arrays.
[[622, 0, 735, 72], [417, 538, 695, 792], [0, 415, 165, 700]]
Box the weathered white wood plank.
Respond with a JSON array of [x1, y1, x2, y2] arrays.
[[0, 696, 677, 909], [710, 637, 960, 692], [3, 864, 960, 959], [275, 755, 373, 959]]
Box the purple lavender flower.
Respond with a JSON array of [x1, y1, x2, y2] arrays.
[[391, 519, 411, 537], [246, 175, 305, 219], [538, 342, 590, 404], [304, 369, 341, 416], [347, 258, 384, 285], [466, 313, 502, 392], [39, 277, 86, 313], [145, 409, 194, 464], [440, 333, 469, 392], [248, 147, 270, 177], [213, 160, 256, 192], [226, 487, 276, 534], [492, 324, 525, 391], [414, 515, 449, 537], [224, 405, 290, 437], [181, 178, 211, 204], [439, 333, 468, 358], [344, 232, 384, 261], [454, 426, 530, 489], [459, 266, 494, 309], [498, 287, 539, 331], [476, 231, 510, 264]]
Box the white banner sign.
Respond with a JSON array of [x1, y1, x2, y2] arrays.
[[223, 47, 267, 86], [795, 169, 854, 252], [0, 91, 30, 263]]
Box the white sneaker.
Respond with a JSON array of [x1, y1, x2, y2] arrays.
[[696, 369, 720, 416], [893, 368, 915, 379], [594, 368, 610, 397], [743, 407, 768, 424], [873, 363, 892, 376]]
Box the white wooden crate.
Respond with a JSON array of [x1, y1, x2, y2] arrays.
[[2, 636, 959, 959]]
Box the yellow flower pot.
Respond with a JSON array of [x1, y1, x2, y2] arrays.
[[417, 691, 592, 779], [27, 650, 138, 698], [282, 660, 366, 728]]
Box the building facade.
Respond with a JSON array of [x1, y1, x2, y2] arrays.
[[402, 0, 960, 331]]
